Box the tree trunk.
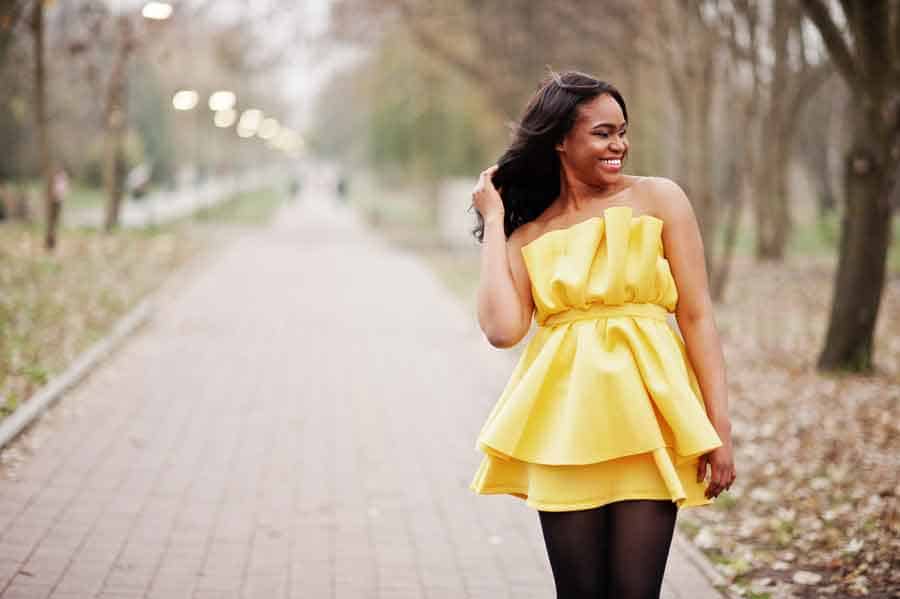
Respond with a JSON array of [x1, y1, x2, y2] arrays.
[[753, 0, 793, 261], [799, 0, 900, 372], [30, 0, 58, 250], [753, 134, 792, 260], [682, 66, 718, 279], [711, 163, 745, 302], [817, 105, 896, 371], [102, 15, 132, 233]]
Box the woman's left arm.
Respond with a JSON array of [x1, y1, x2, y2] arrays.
[[649, 177, 735, 497]]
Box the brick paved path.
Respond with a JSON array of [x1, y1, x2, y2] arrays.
[[0, 189, 723, 598]]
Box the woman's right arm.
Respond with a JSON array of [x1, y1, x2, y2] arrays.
[[471, 166, 535, 348]]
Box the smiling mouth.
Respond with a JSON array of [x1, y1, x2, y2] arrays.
[[600, 158, 623, 167]]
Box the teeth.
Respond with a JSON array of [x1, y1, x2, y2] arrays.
[[601, 159, 621, 165]]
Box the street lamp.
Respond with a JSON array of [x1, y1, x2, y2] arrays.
[[142, 2, 173, 20], [208, 90, 236, 112], [236, 109, 263, 138], [172, 89, 199, 111], [214, 108, 237, 128]]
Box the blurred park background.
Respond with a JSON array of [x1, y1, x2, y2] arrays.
[[1, 1, 899, 597]]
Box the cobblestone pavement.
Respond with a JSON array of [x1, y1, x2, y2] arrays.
[[0, 189, 724, 598]]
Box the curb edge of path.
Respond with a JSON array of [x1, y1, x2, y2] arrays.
[[0, 298, 154, 450], [672, 528, 730, 597]]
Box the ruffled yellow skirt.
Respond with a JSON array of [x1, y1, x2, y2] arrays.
[[470, 445, 714, 512], [469, 304, 723, 512]]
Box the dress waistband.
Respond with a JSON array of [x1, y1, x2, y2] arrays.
[[540, 302, 670, 327]]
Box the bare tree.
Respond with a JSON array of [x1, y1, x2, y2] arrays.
[[710, 0, 832, 266], [330, 0, 630, 122], [801, 0, 900, 371], [709, 0, 765, 300], [101, 13, 132, 232], [28, 0, 61, 250], [755, 1, 831, 260], [648, 0, 723, 278]]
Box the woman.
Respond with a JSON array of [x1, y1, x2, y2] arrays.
[[468, 70, 736, 598]]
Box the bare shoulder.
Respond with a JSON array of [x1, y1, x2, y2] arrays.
[[507, 219, 542, 249], [640, 176, 696, 224]]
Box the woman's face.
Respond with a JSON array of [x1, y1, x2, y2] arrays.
[[556, 93, 629, 188]]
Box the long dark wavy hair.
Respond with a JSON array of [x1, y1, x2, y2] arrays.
[[469, 70, 628, 243]]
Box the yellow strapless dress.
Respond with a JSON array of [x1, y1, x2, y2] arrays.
[[469, 205, 723, 511]]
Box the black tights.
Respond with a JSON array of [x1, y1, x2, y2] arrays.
[[537, 499, 678, 599]]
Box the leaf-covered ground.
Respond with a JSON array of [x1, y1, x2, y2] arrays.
[[680, 255, 899, 599], [413, 243, 900, 599]]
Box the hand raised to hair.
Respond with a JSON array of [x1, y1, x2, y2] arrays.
[[471, 165, 504, 223]]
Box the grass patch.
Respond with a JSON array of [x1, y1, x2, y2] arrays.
[[0, 221, 206, 418], [14, 180, 165, 212], [65, 184, 107, 211], [191, 187, 285, 226], [729, 209, 900, 273]]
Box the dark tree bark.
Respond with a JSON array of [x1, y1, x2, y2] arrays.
[[30, 0, 59, 251], [102, 15, 133, 233], [801, 0, 900, 372]]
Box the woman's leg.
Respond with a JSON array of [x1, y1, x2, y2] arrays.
[[538, 506, 611, 599], [606, 499, 678, 599]]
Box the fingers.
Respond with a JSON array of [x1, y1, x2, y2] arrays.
[[704, 464, 737, 500], [706, 469, 723, 499], [477, 165, 498, 180], [724, 466, 736, 492], [478, 166, 499, 188], [696, 455, 707, 484], [472, 165, 501, 204]]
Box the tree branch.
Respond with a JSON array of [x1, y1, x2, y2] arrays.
[[396, 3, 514, 119], [800, 0, 859, 86]]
